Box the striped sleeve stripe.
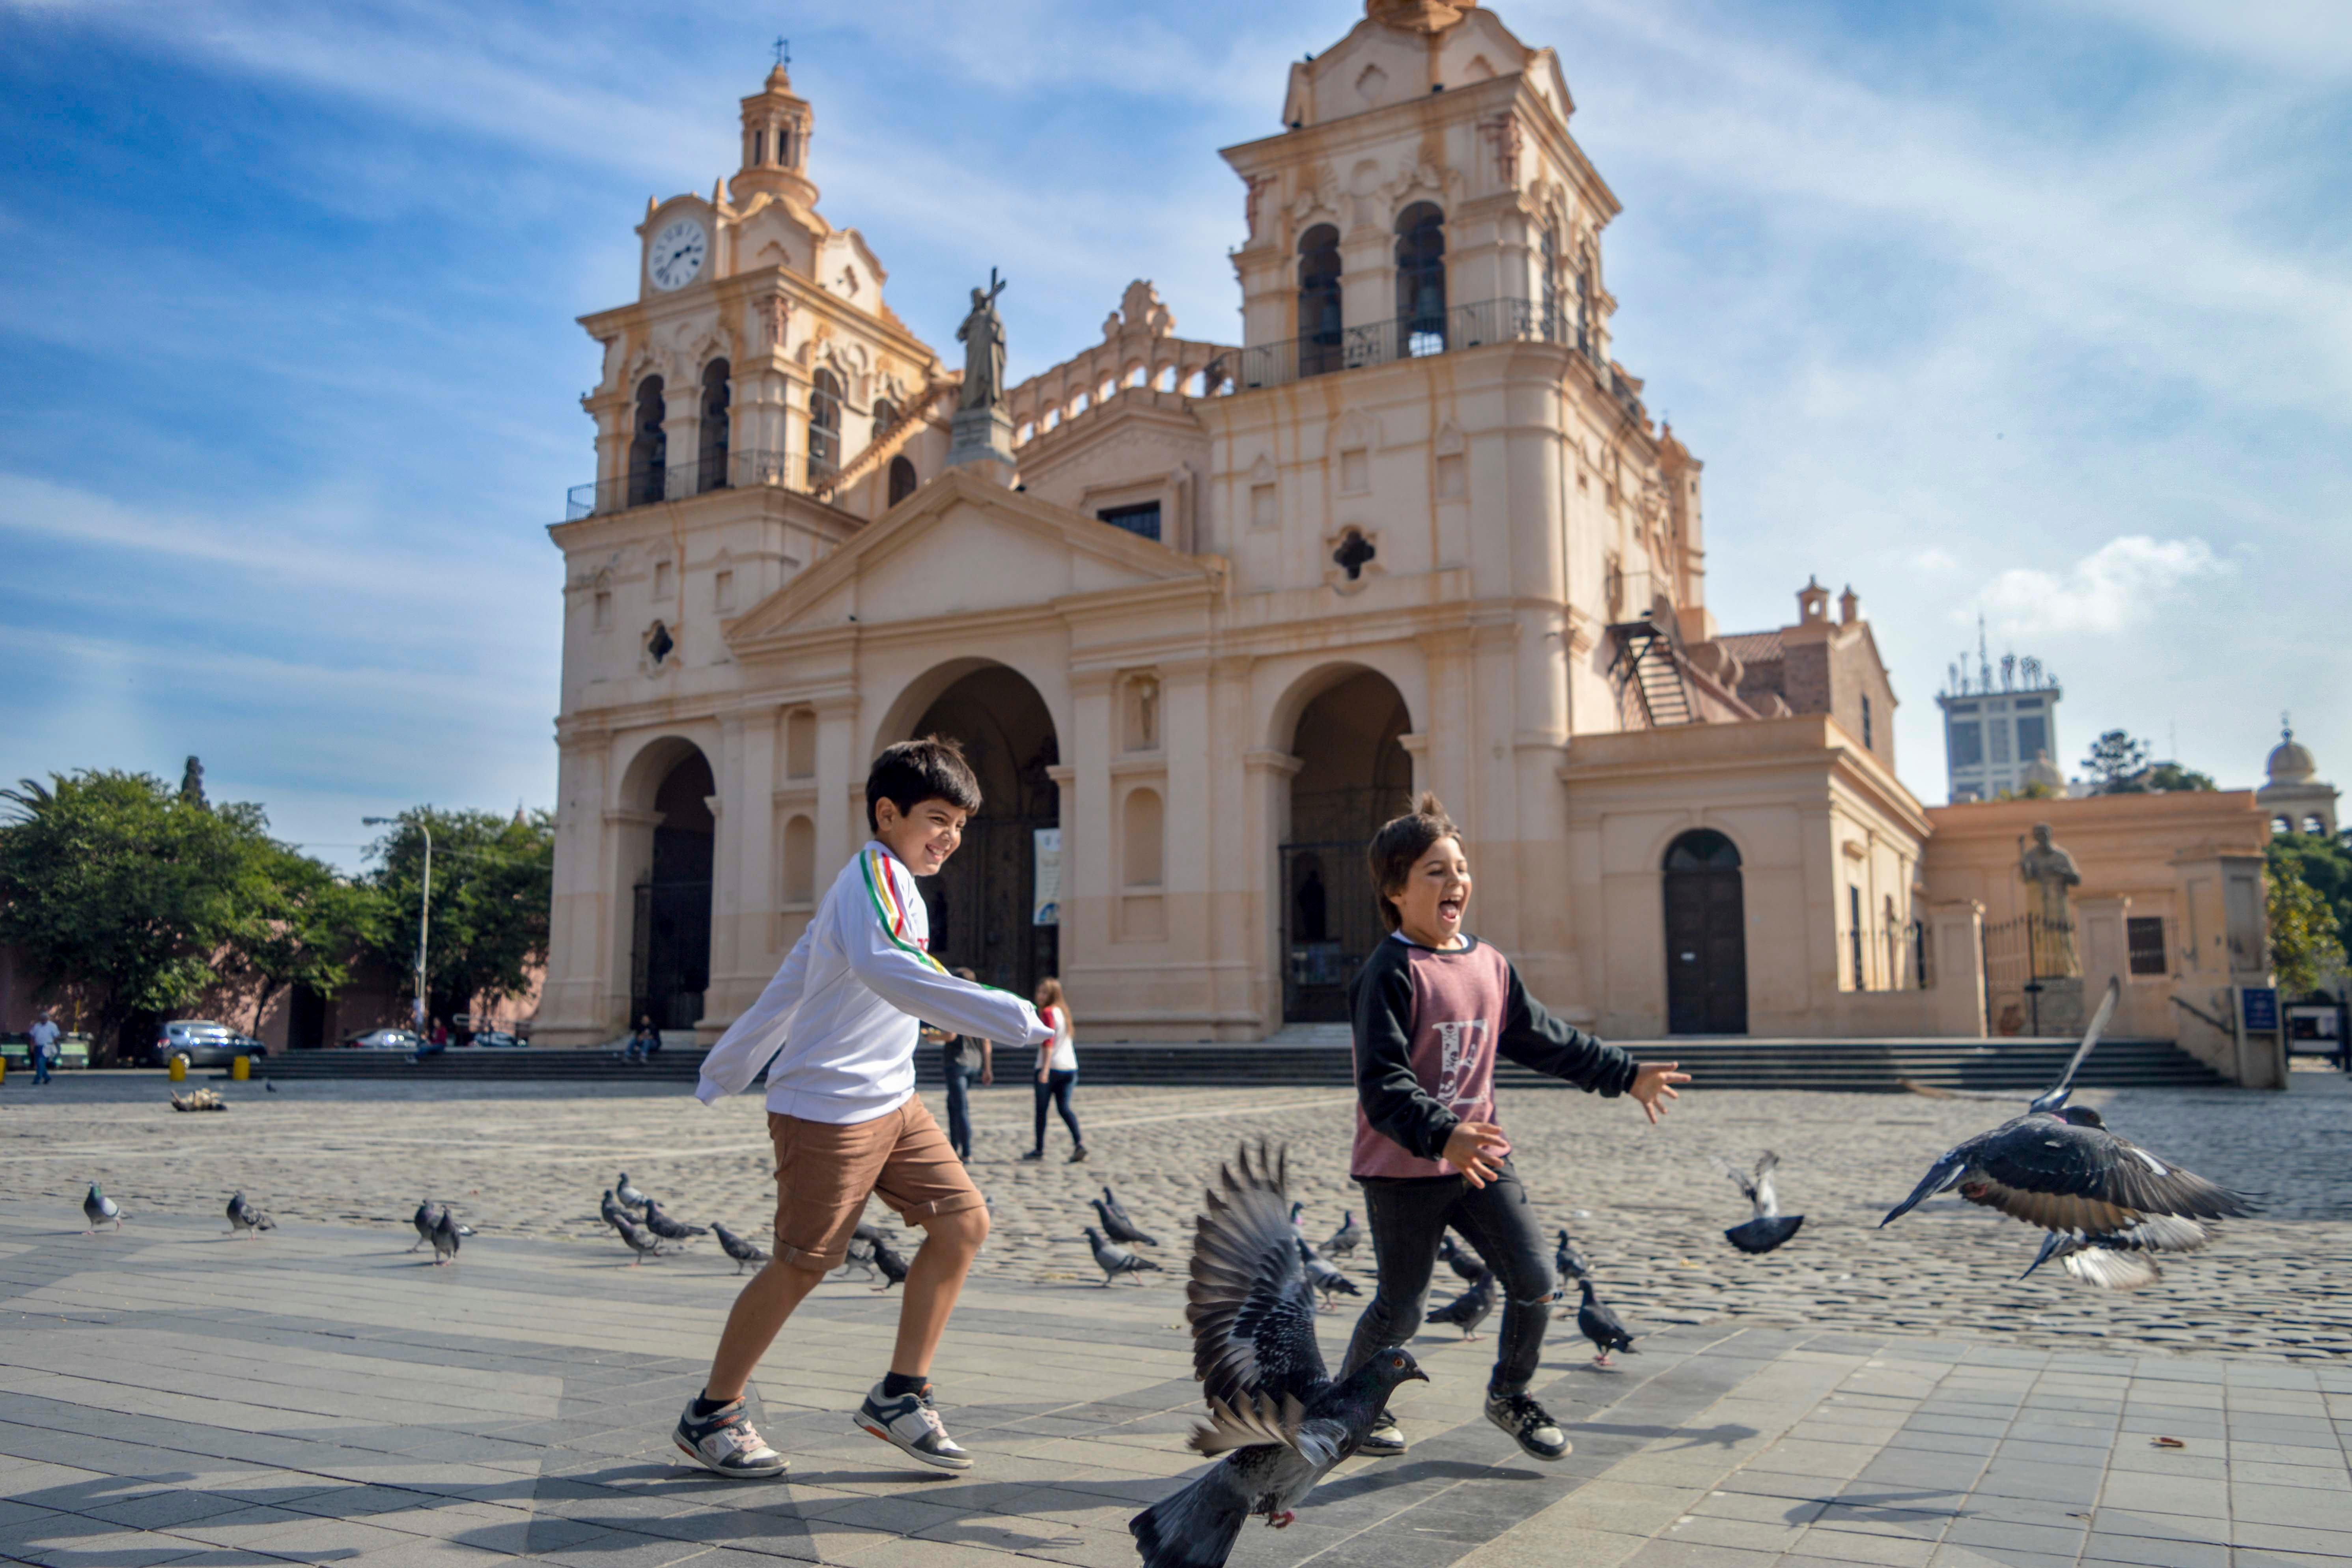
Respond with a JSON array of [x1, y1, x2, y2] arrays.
[[861, 850, 949, 973]]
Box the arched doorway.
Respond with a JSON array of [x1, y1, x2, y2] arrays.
[[1663, 829, 1745, 1035], [632, 749, 714, 1032], [903, 666, 1060, 999], [1282, 670, 1412, 1021]]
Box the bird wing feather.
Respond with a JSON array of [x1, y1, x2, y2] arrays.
[[1966, 1118, 2252, 1230], [1185, 1142, 1330, 1454]]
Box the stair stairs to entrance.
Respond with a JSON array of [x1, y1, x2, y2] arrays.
[[260, 1034, 2226, 1093]]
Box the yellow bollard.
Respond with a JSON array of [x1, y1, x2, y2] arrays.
[[169, 1056, 187, 1083], [231, 1055, 250, 1081], [0, 1056, 7, 1085]]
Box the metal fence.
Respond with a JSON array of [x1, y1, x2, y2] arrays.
[[1237, 298, 1544, 391], [566, 447, 797, 521], [1981, 913, 2075, 1034]]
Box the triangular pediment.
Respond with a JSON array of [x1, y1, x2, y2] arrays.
[[726, 466, 1215, 648]]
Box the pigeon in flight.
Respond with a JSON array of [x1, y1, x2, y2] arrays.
[[870, 1236, 913, 1292], [615, 1173, 651, 1210], [1097, 1188, 1158, 1246], [1880, 1102, 2251, 1290], [1424, 1270, 1495, 1341], [226, 1192, 276, 1238], [712, 1222, 770, 1275], [1575, 1277, 1637, 1365], [1085, 1226, 1162, 1286], [1715, 1151, 1805, 1254], [614, 1216, 673, 1265], [1294, 1238, 1359, 1311], [1320, 1211, 1362, 1258], [410, 1200, 444, 1252], [1553, 1229, 1590, 1282], [641, 1200, 708, 1241], [429, 1206, 463, 1266], [83, 1184, 123, 1234], [1437, 1231, 1488, 1285], [1127, 1142, 1428, 1567]]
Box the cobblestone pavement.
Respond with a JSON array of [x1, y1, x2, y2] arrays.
[[2, 1068, 2348, 1361], [2, 1209, 2348, 1568]]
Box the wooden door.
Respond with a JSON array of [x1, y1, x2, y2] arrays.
[[1664, 864, 1747, 1035]]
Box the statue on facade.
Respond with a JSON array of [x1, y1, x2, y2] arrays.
[[955, 269, 1007, 413], [2017, 821, 2082, 978]]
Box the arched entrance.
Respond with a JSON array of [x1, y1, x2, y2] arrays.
[[903, 666, 1060, 999], [1282, 670, 1413, 1022], [1663, 829, 1746, 1035], [632, 749, 715, 1032]]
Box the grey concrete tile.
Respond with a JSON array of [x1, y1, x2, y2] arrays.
[[1788, 1530, 1938, 1567], [532, 1526, 720, 1568], [1618, 1540, 1783, 1568], [4, 1527, 208, 1568], [1973, 1462, 2104, 1505], [2078, 1530, 2231, 1568], [2231, 1485, 2352, 1530], [1944, 1516, 2090, 1557], [73, 1490, 256, 1532]]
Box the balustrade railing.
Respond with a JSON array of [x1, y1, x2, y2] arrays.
[[564, 447, 797, 521]]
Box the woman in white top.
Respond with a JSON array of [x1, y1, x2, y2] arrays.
[[1021, 977, 1086, 1163]]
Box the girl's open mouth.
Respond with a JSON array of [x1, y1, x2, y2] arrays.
[[1438, 898, 1463, 921]]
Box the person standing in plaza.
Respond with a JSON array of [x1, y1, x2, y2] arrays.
[[1021, 976, 1085, 1164], [680, 737, 1053, 1479], [927, 969, 993, 1163], [1340, 793, 1688, 1463], [28, 1009, 59, 1085]]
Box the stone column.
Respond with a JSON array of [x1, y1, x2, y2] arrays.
[[1929, 899, 1987, 1038], [709, 707, 780, 1029], [810, 695, 862, 881], [1245, 749, 1305, 1036]]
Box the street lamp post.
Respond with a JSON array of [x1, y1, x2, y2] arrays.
[[363, 816, 431, 1032]]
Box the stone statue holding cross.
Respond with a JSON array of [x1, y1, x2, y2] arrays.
[[956, 269, 1008, 414]]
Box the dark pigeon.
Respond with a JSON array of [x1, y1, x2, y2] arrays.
[[83, 1184, 122, 1234], [1128, 1141, 1429, 1568], [870, 1236, 913, 1292], [1096, 1189, 1159, 1246], [1085, 1226, 1162, 1286], [615, 1172, 650, 1210], [1294, 1238, 1359, 1310], [1575, 1277, 1636, 1365], [1437, 1231, 1488, 1285], [1554, 1228, 1590, 1282], [1716, 1151, 1805, 1254], [411, 1200, 443, 1252], [430, 1206, 463, 1266], [226, 1192, 276, 1238], [712, 1222, 770, 1275], [641, 1200, 708, 1241], [1320, 1211, 1362, 1258], [599, 1190, 629, 1232], [1881, 1103, 2251, 1290], [1424, 1270, 1495, 1340], [614, 1215, 673, 1265]]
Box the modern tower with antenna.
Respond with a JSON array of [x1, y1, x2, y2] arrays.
[[1936, 617, 2063, 802]]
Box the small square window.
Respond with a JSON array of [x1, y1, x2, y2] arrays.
[[592, 591, 611, 631], [2127, 916, 2168, 976], [1435, 453, 1465, 499], [653, 560, 673, 599], [715, 569, 735, 612], [1339, 449, 1368, 493], [1098, 503, 1161, 541], [1251, 483, 1278, 530]]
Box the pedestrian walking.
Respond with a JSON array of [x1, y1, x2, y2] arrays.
[[28, 1009, 60, 1085], [1021, 977, 1085, 1164], [929, 969, 993, 1162]]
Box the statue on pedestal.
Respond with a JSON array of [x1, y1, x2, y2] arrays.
[[2017, 821, 2082, 978], [955, 270, 1007, 413]]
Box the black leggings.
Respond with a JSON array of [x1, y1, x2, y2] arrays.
[[1032, 1069, 1081, 1151], [1341, 1159, 1556, 1397]]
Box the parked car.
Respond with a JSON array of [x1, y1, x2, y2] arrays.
[[153, 1020, 267, 1068], [466, 1030, 525, 1049], [344, 1028, 422, 1051]]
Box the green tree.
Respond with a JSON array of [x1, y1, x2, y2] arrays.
[[221, 844, 377, 1034], [2268, 851, 2348, 996], [2082, 730, 2153, 792], [362, 808, 553, 1025], [2141, 761, 2217, 792], [2269, 831, 2352, 971]]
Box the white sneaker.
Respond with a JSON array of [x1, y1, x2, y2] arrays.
[[853, 1381, 973, 1470], [672, 1395, 790, 1478]]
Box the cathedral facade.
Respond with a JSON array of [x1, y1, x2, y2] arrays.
[[536, 2, 1973, 1048]]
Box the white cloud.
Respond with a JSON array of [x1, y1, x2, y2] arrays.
[[1972, 536, 2226, 637], [1914, 547, 1960, 573]]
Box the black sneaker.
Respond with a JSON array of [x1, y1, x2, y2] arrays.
[[854, 1381, 973, 1471], [672, 1395, 790, 1478], [1019, 1150, 1044, 1162], [1067, 1146, 1088, 1164], [1484, 1391, 1570, 1461], [1358, 1411, 1406, 1456]]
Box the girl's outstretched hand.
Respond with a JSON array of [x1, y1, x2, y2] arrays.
[[1441, 1120, 1511, 1187], [1630, 1061, 1690, 1124]]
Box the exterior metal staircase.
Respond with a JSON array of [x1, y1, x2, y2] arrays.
[[1608, 620, 1694, 727]]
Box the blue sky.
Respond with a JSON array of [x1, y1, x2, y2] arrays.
[[2, 0, 2345, 867]]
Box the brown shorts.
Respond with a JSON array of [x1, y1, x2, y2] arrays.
[[768, 1096, 983, 1271]]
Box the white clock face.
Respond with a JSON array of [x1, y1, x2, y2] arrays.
[[648, 218, 708, 291]]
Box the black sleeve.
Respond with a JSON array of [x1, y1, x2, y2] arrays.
[[1498, 962, 1639, 1096], [1351, 943, 1460, 1162]]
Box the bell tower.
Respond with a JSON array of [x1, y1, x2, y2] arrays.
[[730, 58, 818, 210]]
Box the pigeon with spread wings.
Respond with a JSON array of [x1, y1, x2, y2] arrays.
[[1129, 1142, 1427, 1568], [1714, 1151, 1805, 1255]]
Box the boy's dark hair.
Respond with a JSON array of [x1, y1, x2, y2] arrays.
[[1367, 792, 1463, 932], [866, 735, 983, 831]]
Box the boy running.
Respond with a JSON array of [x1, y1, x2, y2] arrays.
[[678, 736, 1053, 1479], [1341, 794, 1688, 1462]]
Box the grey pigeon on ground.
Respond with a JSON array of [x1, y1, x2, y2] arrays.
[[1716, 1150, 1805, 1255], [1554, 1229, 1590, 1282], [615, 1173, 650, 1210], [1424, 1270, 1495, 1340], [1127, 1141, 1428, 1567], [1084, 1226, 1161, 1286], [1575, 1277, 1637, 1365], [1098, 1187, 1159, 1245], [614, 1215, 673, 1265], [641, 1200, 708, 1241], [1093, 1195, 1158, 1247], [837, 1235, 878, 1281], [410, 1200, 443, 1252], [1294, 1239, 1358, 1311], [712, 1222, 769, 1275], [599, 1190, 629, 1232], [83, 1184, 122, 1234], [226, 1192, 275, 1238], [1319, 1211, 1361, 1258], [1437, 1231, 1487, 1285], [264, 1078, 277, 1092], [870, 1236, 912, 1292], [1881, 1103, 2251, 1290], [430, 1206, 463, 1266]]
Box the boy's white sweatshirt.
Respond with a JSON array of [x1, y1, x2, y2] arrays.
[[696, 840, 1050, 1123]]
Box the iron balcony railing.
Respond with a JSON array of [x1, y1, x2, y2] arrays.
[[565, 447, 804, 521], [1236, 297, 1645, 420]]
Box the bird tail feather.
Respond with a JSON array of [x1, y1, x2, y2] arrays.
[[1129, 1463, 1249, 1568], [1880, 1156, 1964, 1226]]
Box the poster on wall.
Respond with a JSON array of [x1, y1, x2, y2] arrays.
[[1032, 828, 1061, 926]]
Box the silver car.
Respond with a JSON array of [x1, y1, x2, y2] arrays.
[[344, 1029, 423, 1051], [153, 1020, 265, 1068]]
